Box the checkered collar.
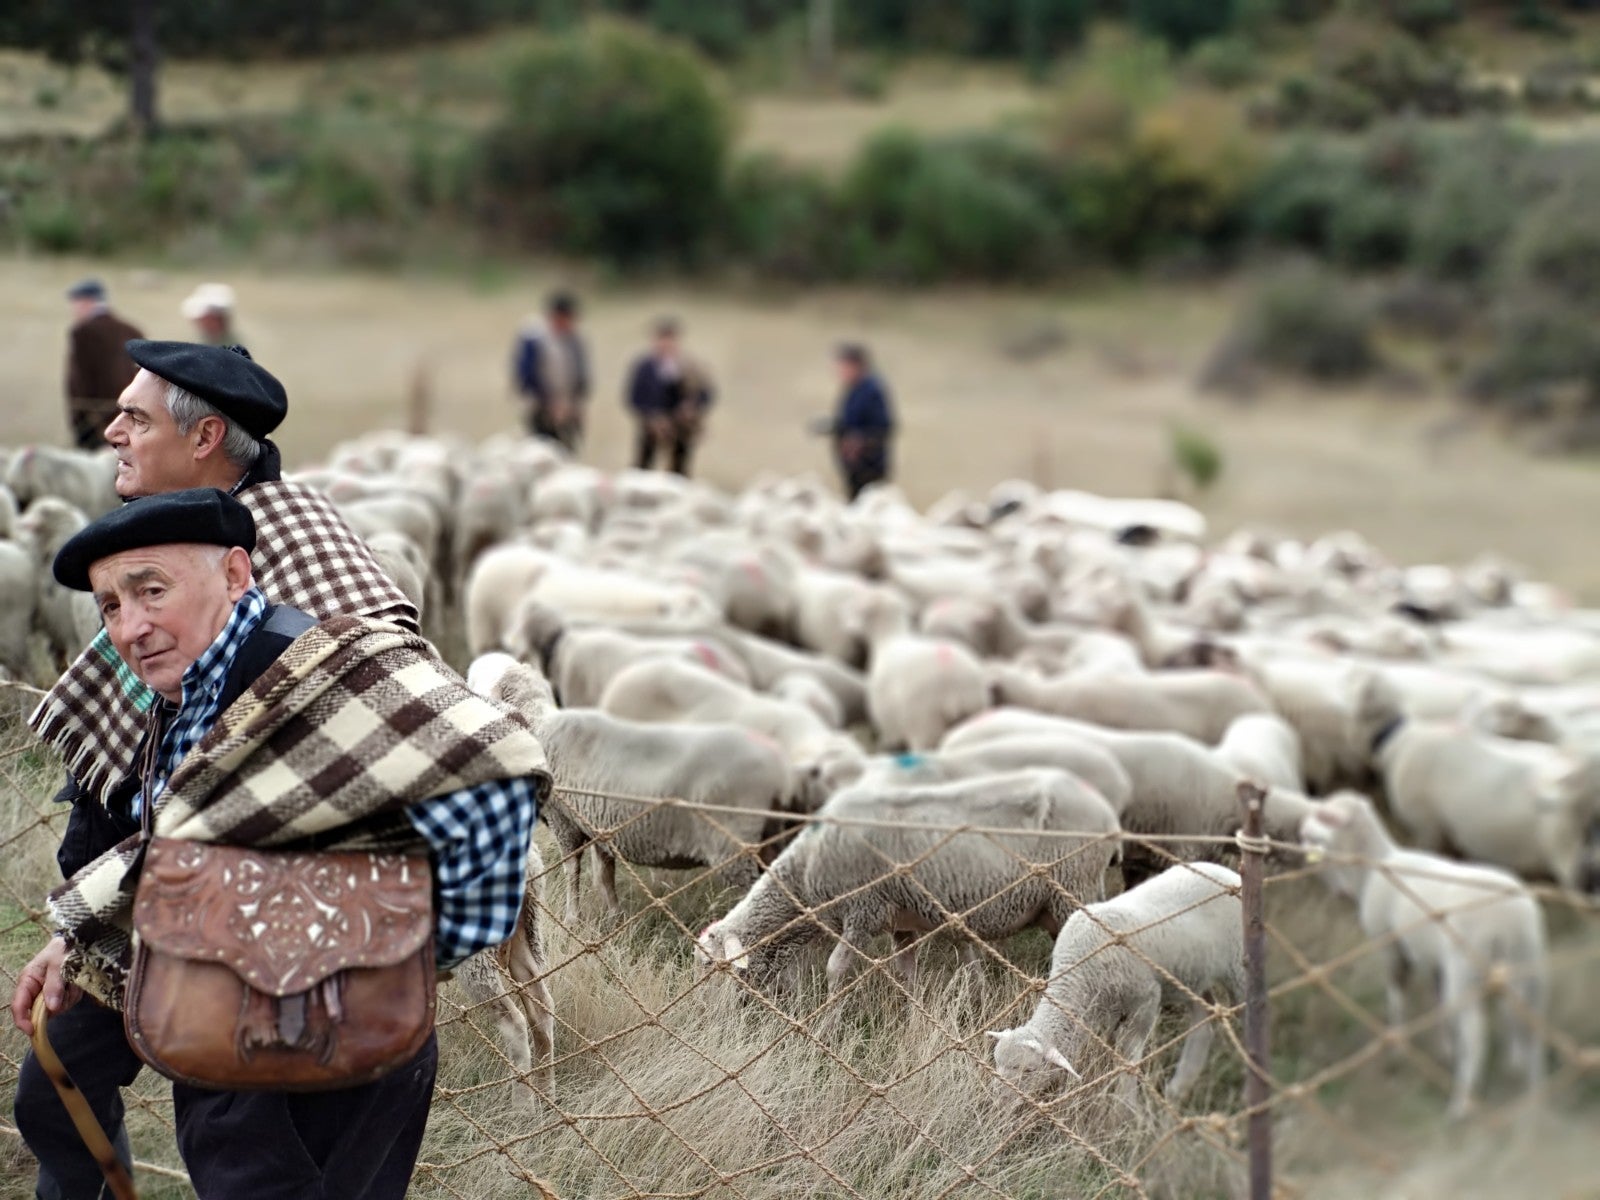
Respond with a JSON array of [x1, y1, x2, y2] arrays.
[[174, 586, 268, 714]]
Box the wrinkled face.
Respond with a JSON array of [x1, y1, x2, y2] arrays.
[[987, 1029, 1078, 1090], [104, 370, 209, 498], [194, 310, 228, 339], [89, 543, 252, 702], [836, 357, 863, 386], [69, 297, 101, 322]]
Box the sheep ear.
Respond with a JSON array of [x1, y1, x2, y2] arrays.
[[1044, 1046, 1081, 1079], [723, 934, 750, 971], [984, 1030, 1006, 1041]]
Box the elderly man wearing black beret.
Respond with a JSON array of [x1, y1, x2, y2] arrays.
[[19, 344, 422, 1200], [11, 489, 545, 1200]]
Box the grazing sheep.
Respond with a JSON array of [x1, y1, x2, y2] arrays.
[[840, 740, 1133, 820], [19, 498, 99, 667], [695, 769, 1120, 994], [944, 709, 1318, 879], [868, 633, 991, 753], [502, 599, 751, 706], [454, 850, 556, 1100], [0, 539, 36, 680], [989, 663, 1271, 746], [598, 656, 860, 773], [365, 530, 432, 623], [1246, 662, 1403, 793], [1378, 721, 1600, 892], [790, 567, 908, 668], [1214, 713, 1304, 793], [1301, 792, 1548, 1118], [0, 484, 18, 541], [987, 862, 1243, 1105], [5, 446, 118, 518], [470, 654, 797, 922]]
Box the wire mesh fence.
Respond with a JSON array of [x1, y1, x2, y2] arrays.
[[1, 689, 1597, 1199]]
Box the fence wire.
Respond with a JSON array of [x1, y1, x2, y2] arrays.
[[0, 693, 1596, 1199]]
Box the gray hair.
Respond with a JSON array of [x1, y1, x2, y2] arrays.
[[163, 382, 262, 471]]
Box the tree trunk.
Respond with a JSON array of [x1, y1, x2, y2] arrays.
[[808, 0, 834, 80], [129, 0, 159, 135]]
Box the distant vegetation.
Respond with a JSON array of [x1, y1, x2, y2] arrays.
[[10, 4, 1600, 438]]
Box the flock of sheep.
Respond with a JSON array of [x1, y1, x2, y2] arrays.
[[2, 433, 1596, 1128]]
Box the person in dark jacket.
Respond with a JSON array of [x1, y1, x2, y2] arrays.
[[625, 317, 714, 477], [513, 291, 590, 451], [63, 279, 144, 451], [821, 343, 895, 501]]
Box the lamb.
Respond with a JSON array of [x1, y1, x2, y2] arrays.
[[868, 633, 991, 753], [453, 846, 556, 1100], [5, 446, 118, 518], [1300, 792, 1548, 1118], [943, 709, 1320, 880], [365, 530, 432, 623], [1378, 720, 1600, 892], [18, 498, 100, 667], [0, 538, 36, 680], [470, 654, 797, 922], [1244, 661, 1403, 793], [503, 600, 751, 706], [987, 861, 1243, 1105], [598, 656, 860, 774], [1214, 713, 1304, 793], [695, 769, 1120, 993], [989, 662, 1271, 746], [789, 567, 908, 667], [838, 740, 1133, 819]]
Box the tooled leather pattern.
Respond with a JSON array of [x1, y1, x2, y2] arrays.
[[134, 841, 431, 996]]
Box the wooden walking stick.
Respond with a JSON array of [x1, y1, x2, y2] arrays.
[[29, 995, 139, 1200]]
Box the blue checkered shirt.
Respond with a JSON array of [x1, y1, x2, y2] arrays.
[[139, 587, 538, 968]]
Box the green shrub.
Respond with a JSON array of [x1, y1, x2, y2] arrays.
[[1504, 184, 1600, 310], [1465, 290, 1600, 406], [839, 129, 1067, 282], [1189, 35, 1261, 90], [1380, 0, 1462, 38], [1410, 129, 1526, 280], [723, 153, 847, 280], [477, 21, 733, 263], [1168, 423, 1224, 490], [1204, 263, 1379, 388], [1130, 0, 1237, 51], [1247, 137, 1363, 249], [1326, 186, 1412, 268], [16, 197, 87, 253]]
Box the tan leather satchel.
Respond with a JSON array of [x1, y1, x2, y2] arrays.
[[124, 839, 437, 1091]]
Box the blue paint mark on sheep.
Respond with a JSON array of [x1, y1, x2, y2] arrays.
[[894, 752, 926, 770]]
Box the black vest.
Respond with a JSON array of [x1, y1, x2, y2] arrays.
[[54, 605, 316, 879]]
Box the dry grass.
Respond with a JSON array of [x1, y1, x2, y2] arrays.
[[1, 683, 1596, 1198]]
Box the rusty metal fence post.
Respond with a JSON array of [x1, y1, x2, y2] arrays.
[[1237, 781, 1273, 1200]]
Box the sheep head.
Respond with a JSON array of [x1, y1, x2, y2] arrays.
[[986, 1029, 1079, 1086]]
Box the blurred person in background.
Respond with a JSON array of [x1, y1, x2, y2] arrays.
[[63, 278, 144, 452], [625, 316, 714, 477], [182, 282, 239, 347], [514, 290, 590, 452], [813, 343, 895, 501]]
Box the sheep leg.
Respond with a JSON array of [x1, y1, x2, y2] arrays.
[[1442, 966, 1487, 1121], [1504, 975, 1545, 1101], [889, 930, 919, 992], [826, 917, 874, 994], [556, 829, 588, 926], [1164, 995, 1217, 1105], [1111, 980, 1163, 1106], [506, 902, 556, 1095], [1383, 945, 1411, 1033], [593, 843, 621, 918]]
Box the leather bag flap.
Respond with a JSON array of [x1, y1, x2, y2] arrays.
[[132, 840, 432, 997]]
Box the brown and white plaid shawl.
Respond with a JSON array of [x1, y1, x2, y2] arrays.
[[29, 480, 420, 806], [49, 615, 549, 1008]]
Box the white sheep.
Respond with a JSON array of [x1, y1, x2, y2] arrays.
[[1300, 792, 1548, 1118], [18, 498, 100, 668], [5, 446, 118, 518], [453, 847, 556, 1101], [365, 530, 433, 624], [471, 654, 798, 922], [987, 861, 1243, 1105], [696, 768, 1120, 994], [0, 538, 36, 680], [1214, 713, 1304, 793], [989, 662, 1271, 746], [1379, 721, 1600, 891]]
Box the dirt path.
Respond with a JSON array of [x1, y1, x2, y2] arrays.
[[6, 254, 1597, 596]]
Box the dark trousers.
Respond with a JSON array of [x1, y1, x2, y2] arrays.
[[16, 999, 437, 1200], [843, 465, 887, 502], [525, 401, 582, 452], [635, 423, 693, 476], [172, 1034, 437, 1200], [16, 998, 142, 1200]]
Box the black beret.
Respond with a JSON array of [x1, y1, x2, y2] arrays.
[[54, 488, 256, 591], [66, 277, 107, 301], [126, 339, 288, 439]]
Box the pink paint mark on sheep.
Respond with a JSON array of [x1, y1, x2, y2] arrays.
[[739, 559, 767, 588], [691, 642, 723, 671], [936, 644, 956, 668]]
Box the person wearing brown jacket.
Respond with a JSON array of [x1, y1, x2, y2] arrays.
[[63, 279, 144, 451]]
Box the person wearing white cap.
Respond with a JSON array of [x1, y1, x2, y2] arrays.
[[181, 282, 238, 347]]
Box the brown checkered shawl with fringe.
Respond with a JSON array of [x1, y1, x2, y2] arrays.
[[47, 615, 549, 1009], [28, 480, 420, 807]]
